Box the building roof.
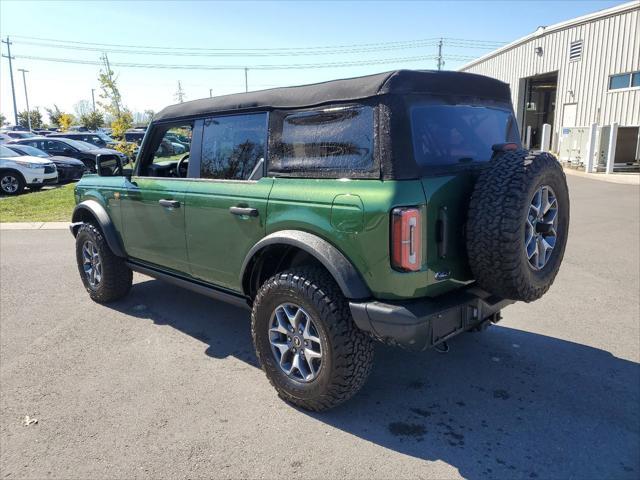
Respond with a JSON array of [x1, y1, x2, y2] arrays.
[[154, 69, 511, 122], [460, 1, 639, 71]]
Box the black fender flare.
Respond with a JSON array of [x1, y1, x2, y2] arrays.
[[241, 230, 372, 300], [70, 199, 126, 257]]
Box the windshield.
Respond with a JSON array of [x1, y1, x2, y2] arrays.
[[65, 139, 94, 151], [411, 104, 520, 167], [0, 145, 20, 157], [11, 145, 49, 158]]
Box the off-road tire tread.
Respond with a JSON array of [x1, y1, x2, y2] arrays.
[[251, 267, 374, 411], [75, 223, 132, 303], [466, 150, 568, 302]]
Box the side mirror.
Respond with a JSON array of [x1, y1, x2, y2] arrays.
[[96, 154, 123, 177]]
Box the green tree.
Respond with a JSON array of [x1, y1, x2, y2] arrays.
[[97, 56, 122, 117], [80, 110, 105, 131], [0, 114, 8, 126], [45, 105, 63, 128], [96, 59, 135, 159], [18, 109, 44, 129]]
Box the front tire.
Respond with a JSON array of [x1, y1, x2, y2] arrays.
[[251, 267, 374, 411], [75, 223, 132, 303], [0, 171, 25, 195]]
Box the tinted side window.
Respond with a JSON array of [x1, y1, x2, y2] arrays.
[[201, 113, 267, 180], [271, 105, 374, 175]]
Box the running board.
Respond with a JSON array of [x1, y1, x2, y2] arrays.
[[126, 261, 251, 310]]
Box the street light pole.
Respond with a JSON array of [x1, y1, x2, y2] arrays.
[[91, 88, 96, 111], [18, 68, 31, 131], [244, 67, 248, 93]]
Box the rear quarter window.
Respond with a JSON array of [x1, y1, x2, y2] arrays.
[[411, 104, 519, 167], [270, 105, 375, 177]]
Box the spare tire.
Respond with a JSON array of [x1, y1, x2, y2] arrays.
[[466, 149, 569, 302]]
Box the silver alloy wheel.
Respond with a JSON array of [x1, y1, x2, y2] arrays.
[[269, 303, 323, 382], [1, 175, 19, 194], [82, 240, 102, 288], [525, 185, 559, 270]]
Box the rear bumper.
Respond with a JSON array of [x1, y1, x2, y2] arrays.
[[349, 286, 514, 351]]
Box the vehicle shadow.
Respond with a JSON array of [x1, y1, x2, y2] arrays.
[[111, 278, 639, 480]]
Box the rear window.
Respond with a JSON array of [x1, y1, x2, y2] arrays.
[[411, 105, 519, 167], [270, 105, 374, 176]]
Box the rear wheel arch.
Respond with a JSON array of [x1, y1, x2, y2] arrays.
[[241, 230, 372, 301], [71, 200, 126, 257]]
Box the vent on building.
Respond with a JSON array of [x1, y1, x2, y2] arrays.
[[569, 40, 583, 61]]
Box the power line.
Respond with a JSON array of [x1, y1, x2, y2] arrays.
[[9, 34, 446, 52], [12, 39, 443, 57], [14, 54, 441, 71]]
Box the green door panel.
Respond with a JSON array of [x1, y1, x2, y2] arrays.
[[184, 177, 274, 291], [120, 177, 191, 274]]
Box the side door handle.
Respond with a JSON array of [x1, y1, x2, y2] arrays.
[[159, 199, 180, 208], [229, 206, 259, 217]]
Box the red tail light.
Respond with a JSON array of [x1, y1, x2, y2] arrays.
[[391, 207, 422, 271]]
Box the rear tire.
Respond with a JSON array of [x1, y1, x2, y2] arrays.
[[75, 223, 132, 303], [251, 267, 374, 411]]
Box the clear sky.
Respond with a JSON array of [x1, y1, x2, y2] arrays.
[[0, 0, 626, 124]]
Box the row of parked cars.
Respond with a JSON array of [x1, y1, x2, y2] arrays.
[[0, 129, 129, 195]]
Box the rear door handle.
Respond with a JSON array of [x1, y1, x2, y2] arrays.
[[229, 206, 259, 217], [159, 199, 180, 208]]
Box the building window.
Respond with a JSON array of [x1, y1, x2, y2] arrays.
[[609, 71, 640, 90], [569, 40, 583, 61]]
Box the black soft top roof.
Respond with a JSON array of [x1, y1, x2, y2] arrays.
[[154, 69, 511, 122]]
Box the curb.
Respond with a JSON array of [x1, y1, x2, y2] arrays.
[[562, 167, 640, 185], [0, 222, 70, 231]]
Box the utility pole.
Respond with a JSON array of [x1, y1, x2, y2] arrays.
[[209, 88, 213, 98], [244, 67, 248, 93], [91, 88, 96, 111], [18, 68, 31, 131], [436, 38, 444, 71], [1, 36, 19, 125], [175, 81, 185, 103]]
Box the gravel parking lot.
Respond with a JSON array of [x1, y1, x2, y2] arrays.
[[1, 174, 638, 479]]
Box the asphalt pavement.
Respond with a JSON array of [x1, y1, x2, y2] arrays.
[[1, 174, 638, 479]]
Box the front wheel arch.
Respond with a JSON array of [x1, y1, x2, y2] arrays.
[[71, 200, 126, 257]]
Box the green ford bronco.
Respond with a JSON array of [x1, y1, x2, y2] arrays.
[[71, 70, 569, 411]]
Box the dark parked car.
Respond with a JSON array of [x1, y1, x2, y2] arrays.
[[1, 131, 36, 139], [125, 129, 151, 144], [5, 144, 85, 182], [31, 129, 53, 136], [48, 131, 118, 149], [9, 137, 127, 172]]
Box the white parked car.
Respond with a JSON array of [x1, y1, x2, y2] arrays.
[[0, 145, 58, 195]]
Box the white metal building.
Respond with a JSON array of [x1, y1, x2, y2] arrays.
[[460, 1, 639, 173]]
